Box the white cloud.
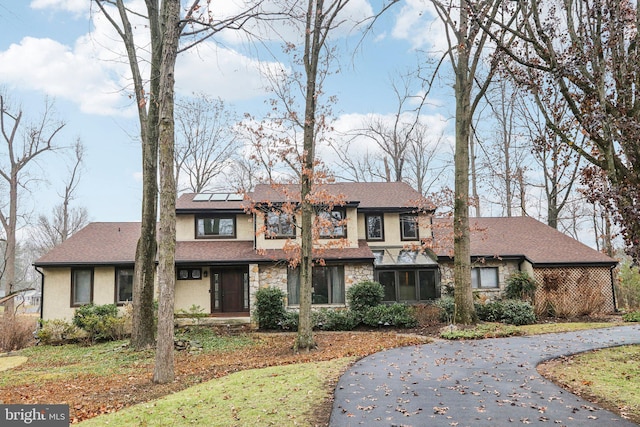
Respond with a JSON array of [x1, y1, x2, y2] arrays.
[[30, 0, 89, 15], [1, 0, 283, 116], [391, 0, 450, 54]]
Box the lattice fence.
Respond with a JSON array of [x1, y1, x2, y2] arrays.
[[533, 266, 615, 317]]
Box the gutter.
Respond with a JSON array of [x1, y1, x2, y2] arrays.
[[34, 265, 45, 321]]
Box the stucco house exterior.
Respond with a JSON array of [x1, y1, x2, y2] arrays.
[[33, 182, 618, 321]]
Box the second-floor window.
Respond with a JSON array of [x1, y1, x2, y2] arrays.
[[400, 214, 419, 240], [366, 214, 384, 240], [318, 208, 346, 238], [266, 210, 296, 238], [196, 216, 236, 238]]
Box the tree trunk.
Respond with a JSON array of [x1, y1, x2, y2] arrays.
[[453, 0, 476, 325], [153, 0, 180, 384], [3, 175, 18, 318]]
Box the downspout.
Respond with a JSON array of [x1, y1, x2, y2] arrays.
[[34, 265, 45, 321], [610, 264, 618, 312]]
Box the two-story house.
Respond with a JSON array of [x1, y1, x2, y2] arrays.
[[34, 181, 618, 321]]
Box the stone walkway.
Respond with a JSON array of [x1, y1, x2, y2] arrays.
[[330, 325, 640, 426]]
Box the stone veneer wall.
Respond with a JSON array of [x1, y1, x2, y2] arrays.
[[249, 262, 374, 314], [438, 259, 520, 299]]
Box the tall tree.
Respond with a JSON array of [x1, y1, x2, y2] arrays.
[[175, 95, 240, 193], [94, 0, 268, 350], [0, 94, 63, 316], [430, 0, 507, 324], [95, 0, 161, 349], [153, 0, 181, 385], [253, 0, 397, 351], [491, 0, 640, 262]]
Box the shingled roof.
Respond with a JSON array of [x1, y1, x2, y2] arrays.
[[250, 182, 435, 212], [432, 216, 616, 266], [34, 222, 374, 266]]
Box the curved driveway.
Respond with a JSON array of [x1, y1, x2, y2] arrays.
[[330, 325, 640, 426]]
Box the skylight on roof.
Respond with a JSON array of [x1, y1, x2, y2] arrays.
[[192, 193, 212, 201], [193, 193, 244, 202]]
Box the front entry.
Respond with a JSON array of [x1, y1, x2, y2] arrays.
[[210, 268, 249, 314]]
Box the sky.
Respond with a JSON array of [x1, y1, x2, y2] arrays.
[[0, 0, 458, 228]]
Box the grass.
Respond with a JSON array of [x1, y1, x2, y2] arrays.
[[80, 358, 355, 427], [440, 321, 625, 340], [0, 356, 28, 371], [0, 330, 253, 388], [541, 345, 640, 423]]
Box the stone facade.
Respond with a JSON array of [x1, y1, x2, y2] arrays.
[[251, 262, 374, 312]]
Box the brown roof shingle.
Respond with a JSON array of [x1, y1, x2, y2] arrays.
[[35, 222, 374, 266], [251, 182, 435, 211], [433, 216, 616, 266]]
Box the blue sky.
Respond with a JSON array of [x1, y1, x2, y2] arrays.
[[0, 0, 454, 226]]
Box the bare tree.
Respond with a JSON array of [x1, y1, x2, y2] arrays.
[[489, 0, 640, 262], [94, 0, 269, 353], [0, 94, 63, 317], [30, 138, 89, 256], [175, 95, 240, 193], [429, 0, 509, 324]]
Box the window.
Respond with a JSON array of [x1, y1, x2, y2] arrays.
[[266, 210, 295, 238], [471, 267, 499, 289], [71, 268, 93, 306], [372, 250, 385, 265], [287, 266, 345, 305], [376, 269, 439, 302], [318, 208, 346, 238], [116, 268, 133, 304], [397, 250, 418, 263], [196, 216, 235, 238], [177, 268, 202, 280], [366, 214, 384, 241], [400, 214, 419, 240]]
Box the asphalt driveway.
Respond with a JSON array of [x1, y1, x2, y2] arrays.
[[330, 325, 640, 426]]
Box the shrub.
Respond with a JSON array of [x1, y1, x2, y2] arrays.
[[346, 281, 384, 315], [504, 272, 537, 301], [254, 287, 287, 330], [474, 300, 503, 322], [414, 303, 443, 326], [622, 311, 640, 322], [435, 297, 455, 323], [362, 304, 418, 328], [499, 300, 536, 325], [36, 319, 84, 345], [72, 303, 123, 343], [474, 299, 536, 325], [315, 308, 359, 331], [0, 315, 37, 351], [279, 310, 299, 331]]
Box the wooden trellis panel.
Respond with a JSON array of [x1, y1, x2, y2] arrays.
[[533, 266, 615, 317]]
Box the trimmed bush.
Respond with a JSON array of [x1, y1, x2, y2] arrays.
[[279, 310, 299, 331], [346, 281, 385, 315], [72, 303, 120, 342], [314, 308, 359, 331], [504, 272, 537, 301], [499, 300, 536, 325], [362, 303, 418, 328], [254, 287, 287, 330], [474, 300, 504, 322]]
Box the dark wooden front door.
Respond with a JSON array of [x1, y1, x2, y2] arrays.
[[211, 268, 248, 313]]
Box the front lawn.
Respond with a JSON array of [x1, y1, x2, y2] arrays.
[[0, 329, 427, 424]]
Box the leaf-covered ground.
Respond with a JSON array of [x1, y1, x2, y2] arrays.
[[0, 331, 430, 424]]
